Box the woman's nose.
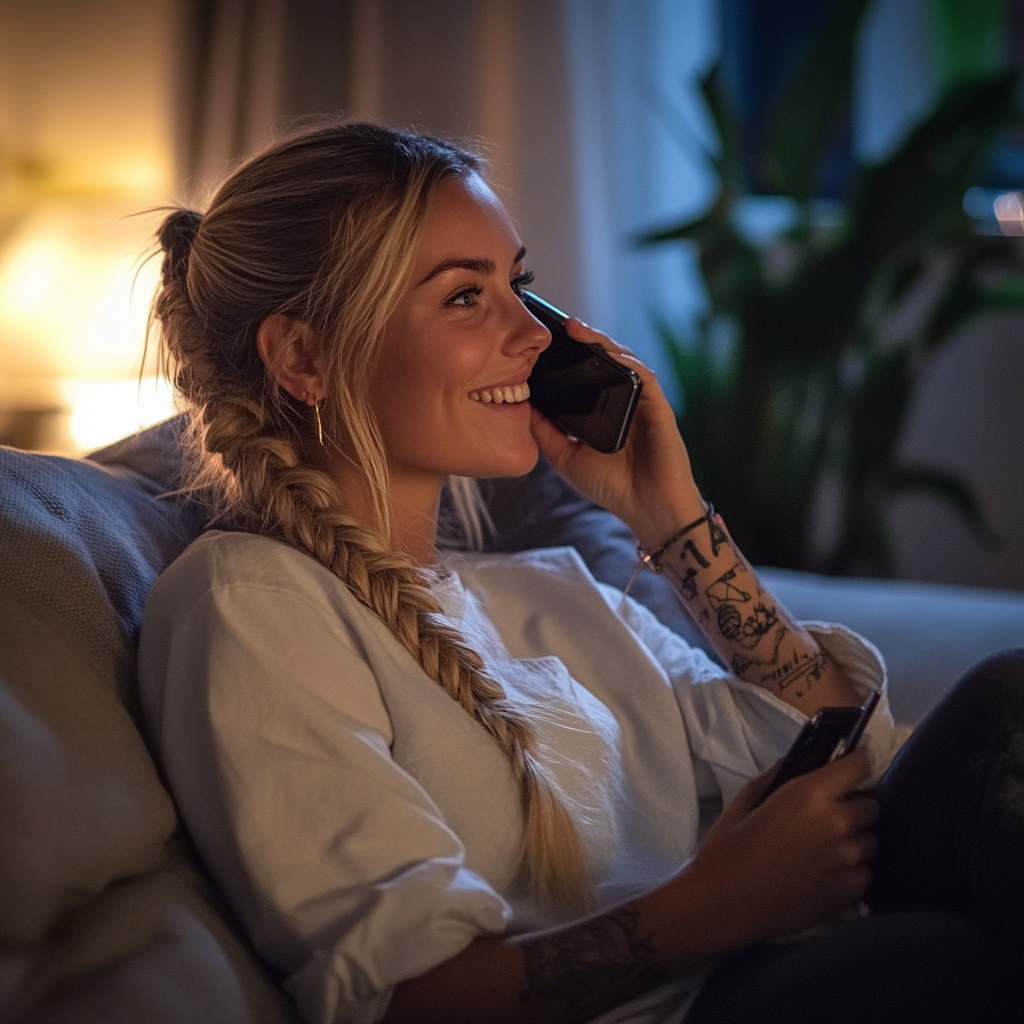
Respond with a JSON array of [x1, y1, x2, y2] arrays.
[[507, 296, 552, 356]]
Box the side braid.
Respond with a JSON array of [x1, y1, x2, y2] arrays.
[[206, 401, 592, 913], [154, 121, 594, 915]]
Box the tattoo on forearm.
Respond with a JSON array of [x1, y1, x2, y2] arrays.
[[678, 566, 699, 601], [679, 538, 710, 568], [521, 906, 671, 1024], [729, 625, 788, 674], [716, 602, 779, 648], [662, 524, 825, 696], [705, 564, 751, 608], [707, 515, 728, 558], [756, 649, 825, 696]]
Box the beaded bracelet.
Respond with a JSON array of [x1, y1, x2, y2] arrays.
[[637, 502, 715, 574]]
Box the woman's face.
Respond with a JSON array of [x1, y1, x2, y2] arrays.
[[370, 173, 551, 491]]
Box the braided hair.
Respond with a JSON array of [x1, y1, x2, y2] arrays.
[[152, 122, 591, 913]]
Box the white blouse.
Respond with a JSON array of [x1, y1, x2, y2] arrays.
[[138, 531, 900, 1024]]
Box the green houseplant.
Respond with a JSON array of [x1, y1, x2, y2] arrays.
[[640, 0, 1024, 576]]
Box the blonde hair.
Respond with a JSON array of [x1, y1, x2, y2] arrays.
[[153, 122, 590, 913]]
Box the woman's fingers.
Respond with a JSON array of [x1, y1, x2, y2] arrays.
[[686, 746, 883, 942], [562, 319, 670, 408], [532, 318, 702, 539]]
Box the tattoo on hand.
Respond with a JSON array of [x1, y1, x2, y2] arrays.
[[521, 906, 671, 1024]]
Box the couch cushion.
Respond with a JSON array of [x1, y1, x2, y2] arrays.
[[0, 444, 292, 1021], [0, 598, 177, 944], [0, 868, 296, 1024], [0, 445, 204, 706]]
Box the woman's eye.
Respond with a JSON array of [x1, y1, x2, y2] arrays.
[[447, 286, 482, 307], [511, 269, 535, 296]]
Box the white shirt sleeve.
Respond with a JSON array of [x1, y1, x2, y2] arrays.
[[140, 573, 511, 1024], [595, 584, 902, 805]]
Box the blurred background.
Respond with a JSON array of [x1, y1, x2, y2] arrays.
[[0, 0, 1022, 592]]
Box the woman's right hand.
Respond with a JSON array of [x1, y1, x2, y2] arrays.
[[383, 752, 880, 1024], [667, 749, 880, 957]]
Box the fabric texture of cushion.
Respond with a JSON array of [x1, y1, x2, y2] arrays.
[[0, 441, 293, 1023], [0, 597, 176, 945]]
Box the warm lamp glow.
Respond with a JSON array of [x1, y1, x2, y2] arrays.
[[0, 201, 163, 408], [64, 376, 177, 452], [0, 0, 177, 452], [0, 201, 176, 451]]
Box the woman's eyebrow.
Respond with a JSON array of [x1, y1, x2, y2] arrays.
[[417, 246, 528, 287]]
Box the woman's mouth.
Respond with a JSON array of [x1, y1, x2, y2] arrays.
[[468, 382, 531, 404]]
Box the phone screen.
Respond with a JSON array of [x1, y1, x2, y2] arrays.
[[522, 291, 641, 454]]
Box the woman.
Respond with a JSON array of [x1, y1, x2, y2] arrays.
[[139, 123, 1024, 1024]]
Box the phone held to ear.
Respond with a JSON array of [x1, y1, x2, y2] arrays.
[[760, 690, 881, 804], [522, 291, 642, 454]]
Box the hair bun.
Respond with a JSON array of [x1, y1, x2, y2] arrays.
[[158, 208, 202, 285]]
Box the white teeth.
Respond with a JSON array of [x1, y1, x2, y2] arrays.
[[469, 382, 531, 404]]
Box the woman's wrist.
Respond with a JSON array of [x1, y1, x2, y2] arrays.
[[637, 862, 761, 969], [629, 492, 708, 554]]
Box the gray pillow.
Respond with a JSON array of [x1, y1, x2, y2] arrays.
[[0, 443, 296, 1021]]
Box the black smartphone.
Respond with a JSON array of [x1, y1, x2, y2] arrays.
[[761, 691, 881, 802], [521, 291, 642, 454]]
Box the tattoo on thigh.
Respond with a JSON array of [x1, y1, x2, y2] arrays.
[[521, 906, 671, 1024]]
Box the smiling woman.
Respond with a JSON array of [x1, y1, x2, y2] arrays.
[[362, 178, 549, 537], [137, 122, 1024, 1024]]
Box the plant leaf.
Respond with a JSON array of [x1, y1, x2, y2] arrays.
[[850, 73, 1019, 259], [699, 62, 744, 192], [767, 0, 872, 199]]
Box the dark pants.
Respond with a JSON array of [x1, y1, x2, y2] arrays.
[[687, 650, 1024, 1024]]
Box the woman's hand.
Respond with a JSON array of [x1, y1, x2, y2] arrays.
[[670, 750, 880, 955], [383, 752, 878, 1024], [529, 319, 704, 549]]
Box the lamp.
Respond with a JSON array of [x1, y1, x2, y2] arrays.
[[0, 0, 178, 454], [0, 198, 175, 452]]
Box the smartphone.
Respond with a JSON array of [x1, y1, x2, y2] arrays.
[[760, 691, 881, 802], [521, 291, 642, 454]]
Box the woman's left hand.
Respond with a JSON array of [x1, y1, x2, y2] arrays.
[[530, 318, 704, 549]]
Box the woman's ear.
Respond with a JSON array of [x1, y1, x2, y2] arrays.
[[256, 314, 325, 403]]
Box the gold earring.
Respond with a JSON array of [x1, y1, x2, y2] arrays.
[[313, 398, 325, 446]]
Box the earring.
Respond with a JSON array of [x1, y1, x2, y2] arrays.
[[313, 398, 325, 446]]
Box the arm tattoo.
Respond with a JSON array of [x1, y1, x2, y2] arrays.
[[679, 538, 710, 569], [661, 517, 829, 697], [521, 906, 671, 1024], [705, 564, 750, 609], [757, 649, 826, 696]]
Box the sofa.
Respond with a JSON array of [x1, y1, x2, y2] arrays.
[[1, 418, 1022, 1023]]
